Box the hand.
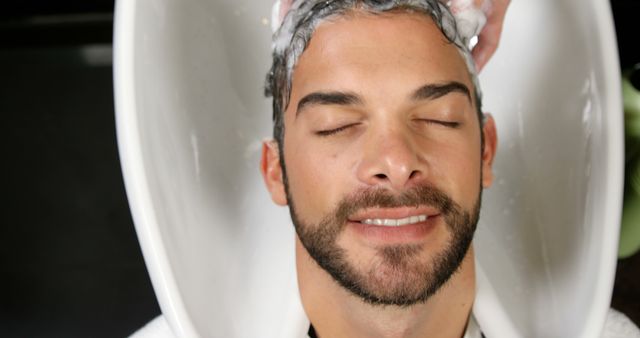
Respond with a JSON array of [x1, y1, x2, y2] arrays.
[[279, 0, 294, 22], [276, 0, 510, 72], [443, 0, 511, 72], [465, 0, 510, 72]]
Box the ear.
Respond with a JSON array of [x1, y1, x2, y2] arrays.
[[260, 139, 288, 206], [481, 114, 498, 188]]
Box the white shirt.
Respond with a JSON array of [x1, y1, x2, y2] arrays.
[[130, 308, 639, 338]]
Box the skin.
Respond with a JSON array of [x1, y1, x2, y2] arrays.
[[261, 12, 497, 338], [278, 0, 511, 72], [469, 0, 510, 71]]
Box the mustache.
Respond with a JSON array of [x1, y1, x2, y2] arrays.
[[329, 185, 458, 226]]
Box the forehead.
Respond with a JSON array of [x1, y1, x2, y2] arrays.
[[288, 11, 473, 106]]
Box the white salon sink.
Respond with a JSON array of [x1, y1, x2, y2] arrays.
[[114, 0, 623, 337]]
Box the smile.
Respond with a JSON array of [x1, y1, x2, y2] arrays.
[[361, 215, 428, 227]]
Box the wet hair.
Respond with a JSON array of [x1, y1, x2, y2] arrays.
[[265, 0, 483, 147]]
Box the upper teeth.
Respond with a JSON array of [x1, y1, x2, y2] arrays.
[[361, 215, 428, 226]]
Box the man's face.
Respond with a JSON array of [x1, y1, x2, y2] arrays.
[[262, 11, 496, 305]]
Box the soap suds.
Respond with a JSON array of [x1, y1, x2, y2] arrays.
[[267, 0, 488, 129], [447, 0, 487, 42]]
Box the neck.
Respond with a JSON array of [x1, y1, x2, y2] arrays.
[[296, 239, 476, 338]]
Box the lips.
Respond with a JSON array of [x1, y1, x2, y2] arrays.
[[345, 207, 442, 243], [348, 207, 440, 226]]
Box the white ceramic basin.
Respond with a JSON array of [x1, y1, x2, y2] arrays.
[[114, 0, 623, 337]]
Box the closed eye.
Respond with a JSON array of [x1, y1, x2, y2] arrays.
[[421, 119, 461, 128], [315, 123, 360, 136]]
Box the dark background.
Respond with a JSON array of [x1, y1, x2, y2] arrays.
[[1, 0, 639, 337]]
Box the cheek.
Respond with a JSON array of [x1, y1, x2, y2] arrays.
[[427, 133, 483, 204], [283, 134, 349, 221]]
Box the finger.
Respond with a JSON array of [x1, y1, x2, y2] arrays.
[[280, 0, 294, 21], [472, 23, 500, 72], [448, 0, 485, 14], [472, 0, 509, 71]]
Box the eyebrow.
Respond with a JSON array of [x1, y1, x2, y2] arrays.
[[296, 91, 362, 117], [295, 81, 472, 118], [411, 82, 471, 102]]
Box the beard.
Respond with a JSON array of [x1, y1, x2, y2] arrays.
[[285, 183, 481, 307]]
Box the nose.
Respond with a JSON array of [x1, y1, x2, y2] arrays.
[[356, 126, 427, 191]]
